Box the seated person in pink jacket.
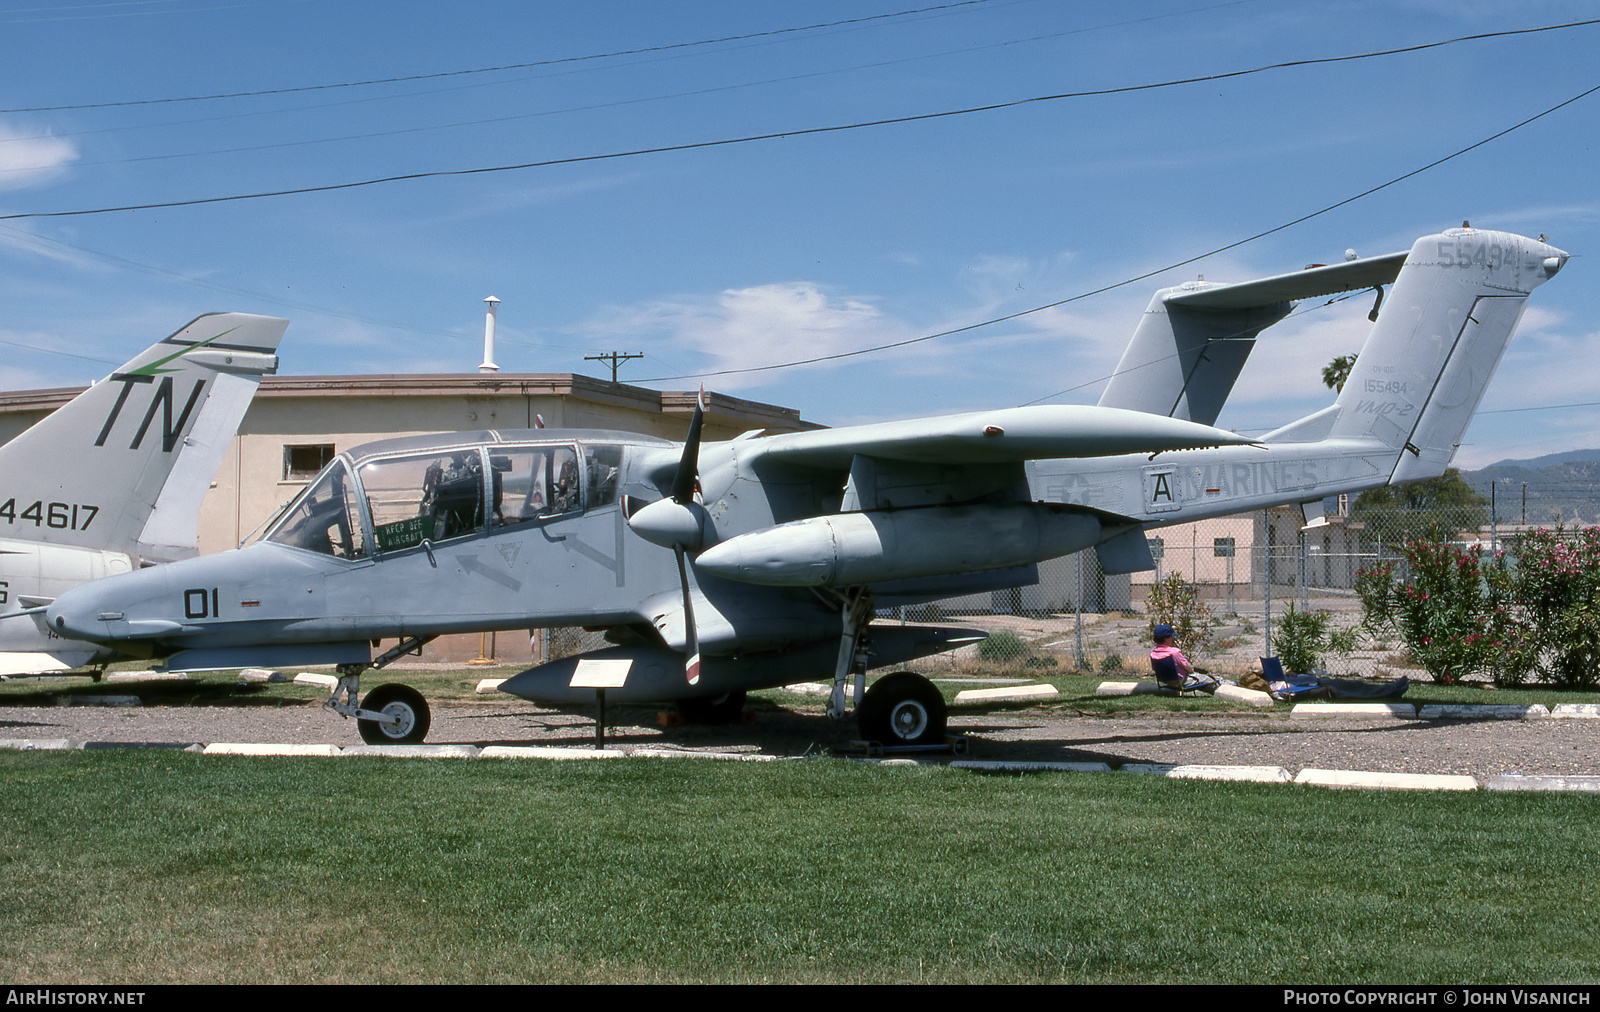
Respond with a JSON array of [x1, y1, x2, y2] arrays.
[[1150, 623, 1218, 693]]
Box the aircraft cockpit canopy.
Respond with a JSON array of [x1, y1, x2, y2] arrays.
[[264, 459, 367, 559], [262, 442, 624, 559]]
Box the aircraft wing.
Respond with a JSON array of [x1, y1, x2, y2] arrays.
[[1164, 249, 1406, 309], [751, 404, 1253, 467]]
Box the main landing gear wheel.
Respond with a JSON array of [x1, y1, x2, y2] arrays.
[[676, 690, 747, 725], [858, 671, 946, 746], [357, 683, 431, 745]]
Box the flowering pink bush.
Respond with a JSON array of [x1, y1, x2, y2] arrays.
[[1357, 528, 1598, 688], [1506, 527, 1600, 689]]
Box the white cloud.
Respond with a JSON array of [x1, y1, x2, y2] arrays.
[[0, 122, 76, 191], [578, 281, 916, 390], [1480, 309, 1600, 410]]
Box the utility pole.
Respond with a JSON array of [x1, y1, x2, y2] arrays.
[[585, 351, 643, 383]]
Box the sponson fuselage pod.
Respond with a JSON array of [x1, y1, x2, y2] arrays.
[[695, 503, 1106, 587]]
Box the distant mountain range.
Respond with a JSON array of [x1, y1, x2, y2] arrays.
[[1460, 449, 1600, 526]]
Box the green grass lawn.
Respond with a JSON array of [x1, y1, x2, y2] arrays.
[[3, 750, 1598, 984]]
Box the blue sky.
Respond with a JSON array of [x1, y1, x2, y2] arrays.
[[1, 0, 1596, 468]]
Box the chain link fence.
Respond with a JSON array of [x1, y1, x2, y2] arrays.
[[935, 504, 1511, 678]]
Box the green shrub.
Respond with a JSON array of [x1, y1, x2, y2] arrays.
[[1145, 573, 1215, 655], [1274, 604, 1356, 674], [977, 631, 1028, 663]]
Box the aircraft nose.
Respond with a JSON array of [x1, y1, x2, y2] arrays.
[[44, 588, 107, 642], [45, 579, 179, 643]]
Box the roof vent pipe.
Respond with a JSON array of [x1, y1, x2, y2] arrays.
[[479, 296, 501, 374]]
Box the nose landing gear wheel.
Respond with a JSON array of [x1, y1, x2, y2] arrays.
[[357, 683, 431, 745], [857, 671, 946, 746]]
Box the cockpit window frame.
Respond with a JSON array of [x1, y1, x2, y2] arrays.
[[485, 442, 586, 529], [266, 440, 628, 561], [260, 457, 370, 562], [355, 446, 493, 558]]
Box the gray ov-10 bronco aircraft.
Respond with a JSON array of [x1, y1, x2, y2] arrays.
[[0, 314, 286, 677], [44, 227, 1567, 744]]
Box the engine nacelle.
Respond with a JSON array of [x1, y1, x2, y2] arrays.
[[694, 503, 1104, 587]]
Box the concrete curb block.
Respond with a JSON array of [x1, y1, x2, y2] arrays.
[[1419, 704, 1549, 720], [1096, 681, 1161, 696], [951, 760, 1113, 773], [630, 748, 778, 761], [202, 743, 341, 757], [478, 745, 625, 759], [0, 738, 81, 750], [104, 672, 190, 683], [1484, 774, 1600, 792], [474, 679, 506, 694], [954, 684, 1059, 704], [237, 668, 286, 683], [292, 673, 338, 690], [1122, 763, 1291, 783], [339, 745, 480, 758], [1550, 704, 1600, 719], [1294, 768, 1478, 791], [1214, 684, 1274, 707], [782, 682, 835, 697], [1292, 702, 1416, 719]]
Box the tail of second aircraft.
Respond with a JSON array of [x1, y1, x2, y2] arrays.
[[0, 313, 287, 559], [1310, 227, 1568, 482]]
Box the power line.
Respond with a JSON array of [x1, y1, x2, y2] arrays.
[[0, 223, 601, 356], [635, 82, 1600, 385], [1480, 400, 1600, 415], [0, 2, 1260, 173], [3, 19, 1596, 223], [0, 1, 1003, 113]]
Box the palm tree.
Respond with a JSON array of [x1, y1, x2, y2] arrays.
[[1322, 354, 1357, 393]]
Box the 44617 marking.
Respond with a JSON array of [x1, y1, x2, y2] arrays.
[[0, 499, 99, 531]]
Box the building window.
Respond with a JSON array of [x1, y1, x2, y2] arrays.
[[1214, 537, 1235, 558], [284, 444, 335, 481]]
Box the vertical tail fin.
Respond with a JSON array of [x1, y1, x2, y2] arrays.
[[1326, 228, 1567, 482], [0, 313, 287, 558]]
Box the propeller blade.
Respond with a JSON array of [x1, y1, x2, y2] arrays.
[[669, 387, 705, 505], [675, 544, 701, 686]]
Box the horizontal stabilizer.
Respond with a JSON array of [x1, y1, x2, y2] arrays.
[[1165, 250, 1405, 310], [1098, 249, 1405, 426]]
